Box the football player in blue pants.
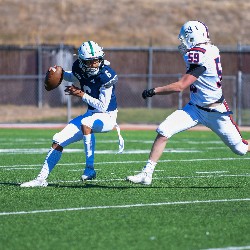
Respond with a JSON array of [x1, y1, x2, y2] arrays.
[[126, 20, 250, 185], [21, 41, 124, 187]]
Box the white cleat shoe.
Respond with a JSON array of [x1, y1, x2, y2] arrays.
[[20, 179, 48, 187], [126, 171, 152, 185], [81, 167, 96, 181]]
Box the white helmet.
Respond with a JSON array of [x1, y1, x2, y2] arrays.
[[178, 21, 210, 55], [78, 41, 105, 76]]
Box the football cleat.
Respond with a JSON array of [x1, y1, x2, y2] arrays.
[[126, 171, 152, 185], [20, 178, 48, 187], [81, 167, 96, 181]]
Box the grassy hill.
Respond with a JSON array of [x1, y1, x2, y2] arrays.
[[0, 0, 249, 47]]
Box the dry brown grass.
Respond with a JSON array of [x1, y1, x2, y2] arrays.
[[0, 0, 249, 47]]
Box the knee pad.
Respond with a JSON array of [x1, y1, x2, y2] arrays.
[[230, 140, 248, 156]]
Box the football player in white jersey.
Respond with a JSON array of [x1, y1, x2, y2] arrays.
[[126, 20, 250, 185], [21, 41, 124, 187]]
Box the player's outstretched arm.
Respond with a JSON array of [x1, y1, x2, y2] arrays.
[[142, 74, 197, 99]]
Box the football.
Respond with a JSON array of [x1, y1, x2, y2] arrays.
[[44, 66, 64, 91]]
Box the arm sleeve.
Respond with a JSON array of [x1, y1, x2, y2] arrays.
[[82, 86, 113, 112], [63, 71, 79, 83], [186, 64, 206, 78]]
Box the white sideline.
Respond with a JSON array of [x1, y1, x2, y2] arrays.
[[1, 156, 250, 168], [1, 123, 250, 131], [0, 198, 249, 216]]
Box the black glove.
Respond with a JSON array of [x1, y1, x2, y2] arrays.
[[142, 88, 155, 99]]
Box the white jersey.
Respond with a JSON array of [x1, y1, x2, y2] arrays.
[[183, 44, 223, 106]]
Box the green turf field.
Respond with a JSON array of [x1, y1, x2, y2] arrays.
[[0, 128, 249, 250]]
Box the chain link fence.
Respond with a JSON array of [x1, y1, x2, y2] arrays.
[[0, 44, 250, 125]]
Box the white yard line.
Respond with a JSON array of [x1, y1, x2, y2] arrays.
[[0, 148, 202, 154], [1, 157, 250, 168], [1, 123, 250, 131], [201, 246, 250, 250], [0, 198, 249, 216], [196, 171, 229, 174]]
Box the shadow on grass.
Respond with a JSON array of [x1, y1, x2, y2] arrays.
[[0, 182, 241, 189], [41, 183, 243, 189], [0, 182, 21, 186]]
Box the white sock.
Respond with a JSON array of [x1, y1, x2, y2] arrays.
[[37, 147, 62, 180], [83, 133, 95, 169], [143, 160, 157, 174]]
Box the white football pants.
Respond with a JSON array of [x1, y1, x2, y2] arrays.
[[53, 109, 118, 146], [156, 102, 248, 156]]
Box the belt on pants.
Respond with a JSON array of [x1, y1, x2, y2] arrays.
[[195, 104, 217, 112], [189, 102, 233, 115]]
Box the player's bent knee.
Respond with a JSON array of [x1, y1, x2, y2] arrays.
[[52, 133, 63, 151], [52, 142, 63, 151], [156, 133, 168, 141], [156, 127, 171, 139], [53, 133, 60, 144], [81, 124, 92, 135], [230, 141, 248, 156]]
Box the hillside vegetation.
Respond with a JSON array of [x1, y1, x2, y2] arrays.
[[0, 0, 250, 47]]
